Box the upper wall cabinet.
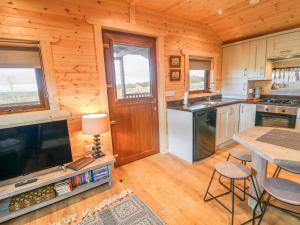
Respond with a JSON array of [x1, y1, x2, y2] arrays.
[[248, 39, 268, 80], [222, 42, 249, 79], [267, 31, 300, 58]]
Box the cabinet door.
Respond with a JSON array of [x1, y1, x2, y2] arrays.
[[255, 39, 267, 78], [216, 106, 230, 145], [248, 39, 267, 80], [229, 104, 240, 136], [222, 42, 250, 78], [239, 104, 256, 131], [267, 31, 300, 58], [216, 104, 240, 145], [221, 78, 248, 98]]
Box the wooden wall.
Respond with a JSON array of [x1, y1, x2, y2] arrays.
[[0, 0, 222, 158]]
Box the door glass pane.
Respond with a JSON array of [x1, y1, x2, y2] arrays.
[[113, 44, 151, 99]]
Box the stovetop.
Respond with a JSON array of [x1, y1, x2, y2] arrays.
[[262, 98, 300, 105]]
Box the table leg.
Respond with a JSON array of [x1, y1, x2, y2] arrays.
[[249, 152, 268, 208]]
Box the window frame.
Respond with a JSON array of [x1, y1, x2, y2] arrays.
[[0, 42, 50, 115], [188, 69, 211, 94]]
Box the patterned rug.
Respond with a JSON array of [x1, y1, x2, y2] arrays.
[[51, 190, 166, 225]]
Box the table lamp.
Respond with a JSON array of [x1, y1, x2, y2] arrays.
[[82, 113, 109, 158]]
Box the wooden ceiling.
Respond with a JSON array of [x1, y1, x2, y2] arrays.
[[131, 0, 300, 43]]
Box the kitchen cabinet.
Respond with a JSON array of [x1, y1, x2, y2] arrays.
[[267, 31, 300, 58], [216, 104, 240, 145], [222, 42, 249, 79], [167, 108, 216, 164], [248, 39, 268, 80], [296, 108, 300, 130], [239, 103, 256, 132], [221, 42, 249, 98], [221, 78, 248, 99]]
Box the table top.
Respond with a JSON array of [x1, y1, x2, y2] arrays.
[[233, 127, 300, 166]]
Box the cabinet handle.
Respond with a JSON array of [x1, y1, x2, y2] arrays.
[[244, 68, 248, 77]]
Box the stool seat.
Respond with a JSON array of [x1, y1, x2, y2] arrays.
[[229, 145, 252, 162], [263, 178, 300, 206], [278, 163, 300, 175], [215, 161, 251, 180]]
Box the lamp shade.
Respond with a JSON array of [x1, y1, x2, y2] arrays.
[[82, 113, 109, 135]]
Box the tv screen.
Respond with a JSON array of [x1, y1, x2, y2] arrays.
[[0, 120, 73, 181]]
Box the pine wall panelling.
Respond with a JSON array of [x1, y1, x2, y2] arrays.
[[0, 0, 222, 158]]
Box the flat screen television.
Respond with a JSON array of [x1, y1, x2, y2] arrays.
[[0, 120, 73, 181]]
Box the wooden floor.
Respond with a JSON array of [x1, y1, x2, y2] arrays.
[[4, 143, 300, 225]]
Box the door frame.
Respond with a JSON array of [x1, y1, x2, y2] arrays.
[[88, 19, 168, 156]]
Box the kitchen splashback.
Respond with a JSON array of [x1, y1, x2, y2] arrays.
[[270, 58, 300, 96]]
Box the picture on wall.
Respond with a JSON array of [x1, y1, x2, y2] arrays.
[[169, 69, 181, 81], [169, 56, 181, 68]]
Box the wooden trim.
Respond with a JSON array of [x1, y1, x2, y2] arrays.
[[92, 24, 113, 154], [85, 16, 167, 37]]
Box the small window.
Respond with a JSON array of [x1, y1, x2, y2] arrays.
[[189, 57, 211, 92], [0, 40, 49, 114]]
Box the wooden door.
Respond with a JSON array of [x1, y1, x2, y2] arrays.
[[103, 30, 159, 166]]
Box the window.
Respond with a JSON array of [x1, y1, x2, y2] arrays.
[[113, 44, 152, 99], [0, 41, 49, 114], [189, 57, 211, 92]]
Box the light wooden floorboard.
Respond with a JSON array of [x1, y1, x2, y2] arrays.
[[4, 143, 300, 225]]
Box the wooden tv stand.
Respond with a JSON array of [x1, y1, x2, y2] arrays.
[[0, 155, 115, 223]]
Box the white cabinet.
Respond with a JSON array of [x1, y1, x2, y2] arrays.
[[248, 39, 268, 80], [216, 104, 240, 145], [221, 42, 249, 98], [296, 108, 300, 130], [239, 103, 256, 132], [267, 31, 300, 58], [222, 42, 249, 78], [167, 109, 194, 163]]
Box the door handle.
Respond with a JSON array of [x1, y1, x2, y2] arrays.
[[110, 120, 116, 125]]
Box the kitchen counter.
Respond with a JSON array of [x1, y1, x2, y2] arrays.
[[167, 98, 242, 112], [167, 97, 300, 112]]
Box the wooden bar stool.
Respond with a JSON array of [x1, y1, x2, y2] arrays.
[[219, 145, 252, 201], [252, 178, 300, 225], [204, 161, 260, 225]]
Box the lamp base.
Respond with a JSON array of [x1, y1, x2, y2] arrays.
[[92, 134, 106, 159], [92, 151, 105, 159]]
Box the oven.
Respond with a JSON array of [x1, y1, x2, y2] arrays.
[[255, 105, 297, 128]]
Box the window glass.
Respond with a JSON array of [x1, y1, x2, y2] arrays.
[[0, 41, 49, 113], [113, 44, 151, 99], [0, 68, 39, 106], [188, 58, 211, 92], [189, 70, 206, 91]]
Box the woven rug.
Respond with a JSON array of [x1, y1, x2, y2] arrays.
[[51, 190, 166, 225]]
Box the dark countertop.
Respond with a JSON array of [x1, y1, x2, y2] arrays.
[[167, 98, 300, 112], [167, 98, 242, 112]]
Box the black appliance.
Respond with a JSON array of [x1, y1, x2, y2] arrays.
[[193, 108, 216, 161], [255, 105, 297, 128], [0, 120, 73, 181]]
